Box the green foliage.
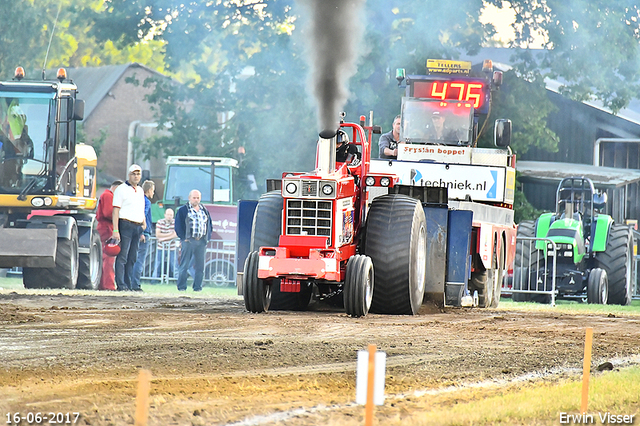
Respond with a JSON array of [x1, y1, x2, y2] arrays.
[[0, 0, 165, 79], [90, 128, 108, 158], [478, 69, 559, 156], [0, 1, 48, 78], [508, 0, 640, 113], [513, 182, 545, 223], [77, 125, 107, 157]]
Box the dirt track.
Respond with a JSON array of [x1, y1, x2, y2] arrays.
[[1, 290, 640, 426]]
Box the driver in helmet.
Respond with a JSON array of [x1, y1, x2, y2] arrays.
[[0, 99, 33, 157], [0, 98, 34, 188], [336, 130, 361, 166]]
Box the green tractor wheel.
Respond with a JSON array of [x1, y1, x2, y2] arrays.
[[596, 224, 633, 305], [587, 268, 608, 304]]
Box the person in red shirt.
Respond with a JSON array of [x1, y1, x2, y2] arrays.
[[96, 180, 122, 290]]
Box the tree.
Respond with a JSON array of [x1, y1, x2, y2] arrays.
[[507, 0, 640, 113], [0, 1, 49, 78], [0, 1, 166, 80]]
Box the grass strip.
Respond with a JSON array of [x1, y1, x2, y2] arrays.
[[400, 366, 640, 426]]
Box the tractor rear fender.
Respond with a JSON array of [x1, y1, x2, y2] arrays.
[[27, 214, 77, 241], [534, 213, 554, 250], [591, 215, 614, 252]]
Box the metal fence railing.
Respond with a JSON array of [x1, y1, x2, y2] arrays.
[[3, 237, 237, 287], [510, 237, 558, 306], [140, 238, 236, 286]]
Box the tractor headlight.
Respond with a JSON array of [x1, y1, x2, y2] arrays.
[[285, 182, 298, 195], [322, 183, 334, 196], [380, 177, 391, 187], [365, 176, 376, 186], [43, 197, 53, 206], [31, 198, 44, 207]]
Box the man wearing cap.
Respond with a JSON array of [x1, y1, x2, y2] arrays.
[[426, 111, 458, 143], [111, 164, 146, 291]]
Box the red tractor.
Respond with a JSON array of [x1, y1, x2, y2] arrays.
[[239, 115, 429, 317]]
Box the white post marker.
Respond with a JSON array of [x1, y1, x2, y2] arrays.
[[356, 345, 387, 407]]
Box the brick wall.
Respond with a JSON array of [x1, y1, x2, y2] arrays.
[[83, 65, 159, 182]]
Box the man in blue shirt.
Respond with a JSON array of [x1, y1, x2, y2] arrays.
[[131, 180, 155, 291], [175, 189, 212, 292]]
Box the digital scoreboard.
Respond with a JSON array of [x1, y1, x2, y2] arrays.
[[411, 79, 489, 111]]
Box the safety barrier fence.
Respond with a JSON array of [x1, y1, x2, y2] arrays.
[[140, 238, 236, 286], [5, 238, 237, 288], [508, 237, 558, 306]]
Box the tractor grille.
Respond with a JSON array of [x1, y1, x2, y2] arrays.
[[286, 199, 332, 238]]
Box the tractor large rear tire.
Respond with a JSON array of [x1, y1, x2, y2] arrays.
[[250, 190, 311, 311], [23, 225, 79, 289], [512, 220, 535, 302], [344, 255, 374, 317], [77, 228, 102, 290], [364, 194, 426, 315], [596, 224, 633, 305]]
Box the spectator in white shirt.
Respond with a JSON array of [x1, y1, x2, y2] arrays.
[[111, 164, 146, 291]]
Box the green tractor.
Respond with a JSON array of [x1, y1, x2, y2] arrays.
[[513, 177, 633, 305]]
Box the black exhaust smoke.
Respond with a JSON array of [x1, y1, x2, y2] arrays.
[[297, 0, 366, 133]]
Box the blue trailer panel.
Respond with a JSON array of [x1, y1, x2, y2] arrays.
[[235, 200, 258, 293], [445, 209, 473, 305]]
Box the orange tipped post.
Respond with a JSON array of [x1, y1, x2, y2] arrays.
[[581, 328, 593, 414], [365, 344, 376, 426], [135, 369, 152, 426]]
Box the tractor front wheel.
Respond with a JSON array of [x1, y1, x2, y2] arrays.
[[344, 255, 374, 317], [243, 251, 271, 313], [587, 268, 608, 304]]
